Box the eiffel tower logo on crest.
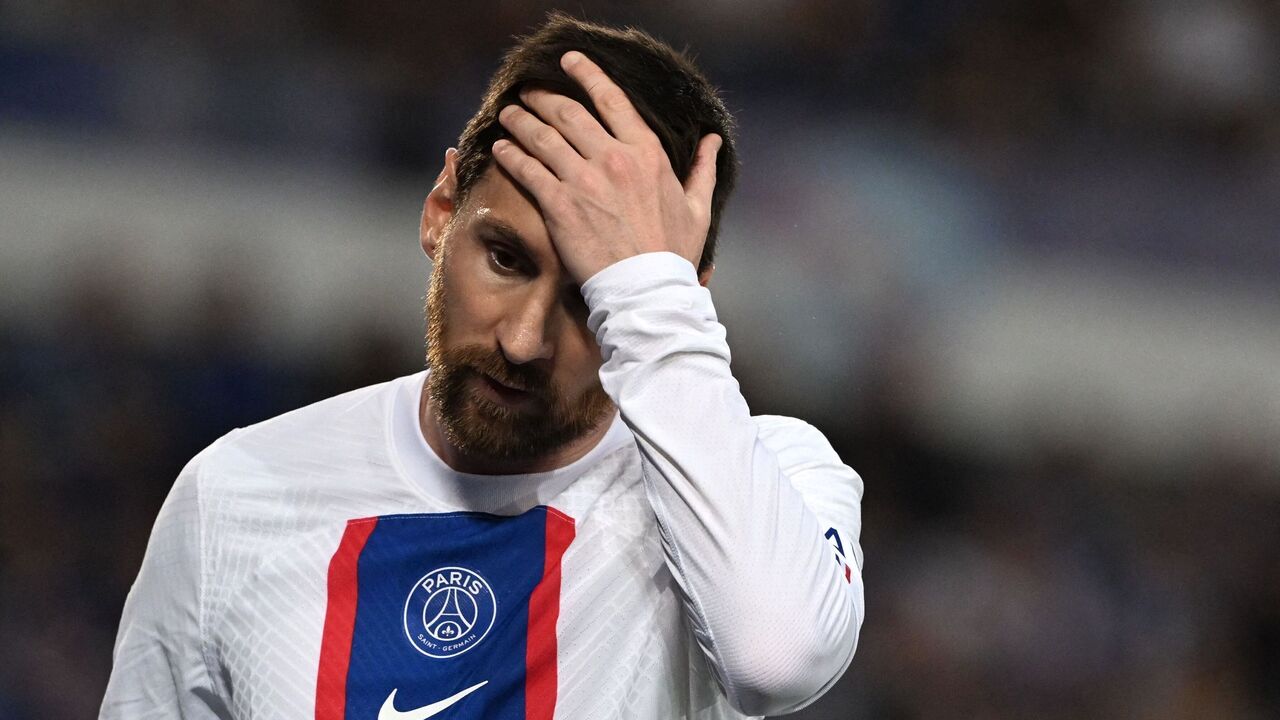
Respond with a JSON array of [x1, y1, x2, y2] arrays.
[[425, 586, 478, 641]]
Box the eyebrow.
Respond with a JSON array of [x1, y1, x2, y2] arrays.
[[475, 216, 537, 266], [473, 215, 582, 297]]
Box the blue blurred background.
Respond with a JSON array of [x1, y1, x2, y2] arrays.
[[1, 1, 1278, 718]]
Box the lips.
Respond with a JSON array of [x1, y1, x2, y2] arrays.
[[486, 374, 526, 392], [479, 373, 536, 404]]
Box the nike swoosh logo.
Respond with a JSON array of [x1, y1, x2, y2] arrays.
[[377, 681, 488, 720]]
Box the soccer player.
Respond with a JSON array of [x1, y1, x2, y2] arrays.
[[101, 14, 864, 720]]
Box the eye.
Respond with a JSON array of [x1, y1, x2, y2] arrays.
[[488, 245, 523, 274]]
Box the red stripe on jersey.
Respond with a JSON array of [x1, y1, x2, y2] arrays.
[[315, 517, 378, 720], [844, 563, 852, 583], [525, 508, 575, 720]]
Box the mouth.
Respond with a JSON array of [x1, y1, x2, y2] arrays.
[[477, 372, 537, 406]]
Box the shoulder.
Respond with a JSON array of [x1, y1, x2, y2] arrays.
[[173, 375, 419, 619], [193, 373, 412, 482], [178, 373, 416, 541]]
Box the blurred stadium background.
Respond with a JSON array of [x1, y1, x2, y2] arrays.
[[1, 1, 1278, 717]]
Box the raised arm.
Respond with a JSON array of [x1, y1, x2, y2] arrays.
[[493, 52, 864, 715], [580, 252, 863, 715]]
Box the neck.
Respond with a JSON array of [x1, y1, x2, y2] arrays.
[[418, 387, 613, 476]]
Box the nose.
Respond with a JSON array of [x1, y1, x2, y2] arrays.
[[496, 291, 556, 366]]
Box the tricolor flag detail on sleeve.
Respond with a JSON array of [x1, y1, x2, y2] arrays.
[[315, 507, 575, 720]]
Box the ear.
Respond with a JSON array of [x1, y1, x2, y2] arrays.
[[421, 148, 459, 259], [698, 263, 715, 287]]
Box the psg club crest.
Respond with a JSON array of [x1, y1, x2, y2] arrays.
[[403, 566, 497, 658]]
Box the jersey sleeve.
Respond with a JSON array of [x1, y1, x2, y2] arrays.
[[100, 449, 232, 719], [581, 252, 864, 717]]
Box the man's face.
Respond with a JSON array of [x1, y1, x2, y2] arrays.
[[424, 165, 614, 462]]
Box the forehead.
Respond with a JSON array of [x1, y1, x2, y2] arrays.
[[456, 166, 553, 256]]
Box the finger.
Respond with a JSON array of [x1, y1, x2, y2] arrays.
[[491, 138, 560, 202], [560, 51, 651, 144], [520, 87, 613, 159], [498, 104, 584, 180], [683, 133, 722, 213]]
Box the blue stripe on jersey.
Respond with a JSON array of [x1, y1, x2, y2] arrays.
[[343, 509, 550, 719]]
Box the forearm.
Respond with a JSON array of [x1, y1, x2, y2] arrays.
[[583, 252, 863, 716]]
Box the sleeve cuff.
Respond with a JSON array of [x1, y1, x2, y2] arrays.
[[580, 251, 699, 309]]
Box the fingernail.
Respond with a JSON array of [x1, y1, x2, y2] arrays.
[[562, 51, 582, 67], [493, 139, 509, 152]]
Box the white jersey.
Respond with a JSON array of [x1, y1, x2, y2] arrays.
[[101, 252, 865, 720]]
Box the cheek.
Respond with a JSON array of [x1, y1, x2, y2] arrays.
[[555, 327, 605, 393], [436, 258, 504, 342]]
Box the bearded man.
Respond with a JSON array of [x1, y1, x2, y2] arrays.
[[102, 13, 864, 720]]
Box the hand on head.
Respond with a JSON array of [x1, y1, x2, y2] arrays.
[[492, 51, 722, 285]]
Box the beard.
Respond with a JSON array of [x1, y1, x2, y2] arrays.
[[424, 254, 613, 463]]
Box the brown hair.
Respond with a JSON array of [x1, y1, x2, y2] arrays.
[[454, 12, 738, 273]]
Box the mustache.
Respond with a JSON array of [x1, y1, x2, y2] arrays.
[[445, 345, 552, 397]]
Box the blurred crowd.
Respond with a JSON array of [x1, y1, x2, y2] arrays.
[[4, 1, 1278, 176], [827, 374, 1280, 719], [1, 0, 1278, 718], [0, 272, 414, 718]]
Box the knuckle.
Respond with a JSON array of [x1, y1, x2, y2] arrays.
[[558, 102, 587, 125], [533, 126, 559, 148], [639, 144, 665, 167], [544, 189, 570, 213], [599, 87, 630, 112], [574, 169, 600, 194], [602, 149, 633, 176], [517, 156, 542, 178]]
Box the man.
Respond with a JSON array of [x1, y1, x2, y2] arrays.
[[101, 14, 863, 720]]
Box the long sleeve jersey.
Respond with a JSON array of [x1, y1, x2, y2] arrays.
[[100, 252, 865, 720]]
